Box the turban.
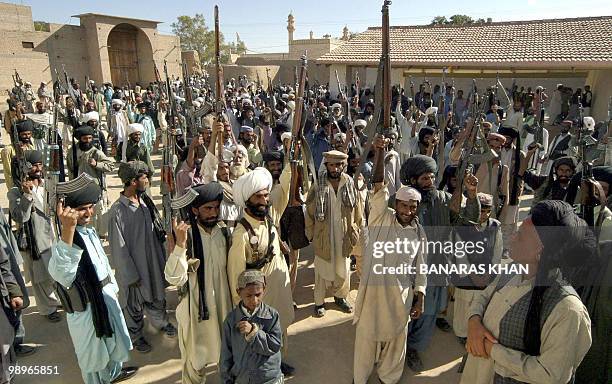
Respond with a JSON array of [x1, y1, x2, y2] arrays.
[[242, 99, 253, 107], [16, 120, 33, 133], [286, 100, 295, 111], [482, 121, 493, 129], [583, 116, 595, 130], [477, 192, 494, 207], [237, 269, 266, 289], [240, 125, 254, 133], [24, 150, 43, 165], [262, 151, 284, 163], [593, 166, 612, 187], [334, 132, 347, 142], [127, 123, 144, 135], [280, 131, 292, 143], [561, 119, 573, 126], [64, 182, 102, 208], [323, 150, 348, 163], [81, 111, 99, 123], [232, 144, 249, 159], [487, 132, 506, 143], [193, 101, 201, 108], [136, 102, 150, 109], [418, 126, 435, 144], [354, 119, 367, 128], [232, 167, 273, 208], [498, 126, 519, 139], [74, 125, 95, 138], [396, 186, 421, 202], [331, 103, 342, 109], [191, 182, 224, 208], [111, 99, 124, 106], [118, 160, 150, 184], [425, 106, 438, 116], [553, 156, 577, 171], [400, 155, 437, 184]]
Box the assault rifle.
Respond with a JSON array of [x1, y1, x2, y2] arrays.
[[161, 60, 178, 234]]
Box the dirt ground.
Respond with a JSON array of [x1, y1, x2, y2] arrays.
[[0, 133, 532, 384]]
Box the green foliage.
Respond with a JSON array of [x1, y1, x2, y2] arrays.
[[34, 21, 50, 32], [171, 14, 247, 65], [430, 15, 492, 26]]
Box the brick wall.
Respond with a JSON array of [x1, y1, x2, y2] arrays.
[[0, 2, 33, 32]]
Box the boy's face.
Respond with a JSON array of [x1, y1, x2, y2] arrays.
[[238, 283, 265, 311]]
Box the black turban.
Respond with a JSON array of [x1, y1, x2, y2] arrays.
[[16, 120, 33, 133], [64, 183, 102, 208], [74, 124, 95, 139], [136, 102, 150, 109], [593, 166, 612, 187], [498, 126, 519, 139], [24, 150, 43, 165], [552, 156, 577, 171], [262, 151, 284, 163], [191, 182, 224, 208], [118, 161, 150, 184], [401, 155, 437, 185], [274, 122, 291, 133], [418, 126, 435, 144]]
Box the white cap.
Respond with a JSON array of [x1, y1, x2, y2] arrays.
[[281, 131, 292, 142], [331, 103, 342, 109], [583, 116, 595, 131], [395, 186, 421, 202], [127, 123, 144, 135], [286, 100, 295, 111], [425, 106, 438, 116], [81, 111, 99, 123], [354, 119, 367, 128]]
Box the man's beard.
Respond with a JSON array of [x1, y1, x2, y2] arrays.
[[557, 175, 570, 184], [28, 172, 42, 180], [395, 212, 414, 226], [19, 138, 32, 145], [198, 217, 218, 228], [246, 199, 269, 218], [136, 187, 147, 195], [230, 164, 246, 179], [270, 169, 281, 181], [79, 142, 93, 151], [328, 170, 342, 180]]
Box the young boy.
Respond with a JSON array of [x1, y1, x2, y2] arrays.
[[220, 270, 283, 384]]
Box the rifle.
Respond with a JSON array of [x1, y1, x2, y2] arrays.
[[214, 5, 228, 162], [353, 0, 392, 184], [335, 69, 360, 150], [46, 69, 68, 216], [603, 96, 612, 166], [450, 80, 482, 213], [436, 69, 447, 181], [280, 53, 310, 250], [161, 60, 178, 235], [182, 62, 196, 135]]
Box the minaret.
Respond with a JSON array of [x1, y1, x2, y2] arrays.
[[342, 25, 349, 41], [287, 13, 295, 44], [310, 30, 314, 39]]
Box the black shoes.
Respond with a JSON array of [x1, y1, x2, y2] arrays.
[[314, 304, 326, 317], [334, 297, 353, 313], [161, 323, 177, 338], [435, 318, 452, 332], [14, 344, 37, 357], [280, 362, 295, 377], [46, 311, 61, 323], [111, 366, 139, 383], [405, 347, 423, 372], [132, 337, 152, 353]]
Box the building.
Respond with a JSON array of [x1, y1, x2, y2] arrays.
[[231, 12, 350, 85], [318, 16, 612, 121], [0, 1, 181, 106]]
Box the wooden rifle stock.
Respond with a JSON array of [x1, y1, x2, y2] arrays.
[[288, 54, 308, 206]]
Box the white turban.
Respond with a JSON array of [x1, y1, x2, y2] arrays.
[[331, 103, 342, 109], [395, 186, 421, 202], [281, 131, 292, 143], [81, 111, 100, 123], [112, 99, 124, 106], [193, 100, 201, 108], [242, 98, 252, 106], [196, 97, 204, 103], [425, 106, 438, 116], [127, 123, 144, 135], [286, 100, 295, 111], [354, 119, 367, 128], [334, 132, 346, 142], [232, 167, 273, 208], [583, 116, 595, 131]]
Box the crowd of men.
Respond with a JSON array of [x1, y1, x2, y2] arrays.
[[0, 68, 610, 384]]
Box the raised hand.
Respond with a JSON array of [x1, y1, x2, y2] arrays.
[[57, 200, 79, 246], [172, 217, 191, 250]]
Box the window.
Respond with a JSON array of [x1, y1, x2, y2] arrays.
[[22, 42, 34, 49]]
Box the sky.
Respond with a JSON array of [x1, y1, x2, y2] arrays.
[[11, 0, 612, 52]]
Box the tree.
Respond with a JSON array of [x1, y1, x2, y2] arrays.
[[431, 16, 448, 25], [171, 14, 246, 65], [33, 21, 50, 32], [431, 14, 491, 26]]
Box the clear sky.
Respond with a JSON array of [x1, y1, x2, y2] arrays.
[[10, 0, 612, 52]]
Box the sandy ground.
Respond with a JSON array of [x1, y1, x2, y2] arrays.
[[0, 132, 533, 384]]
